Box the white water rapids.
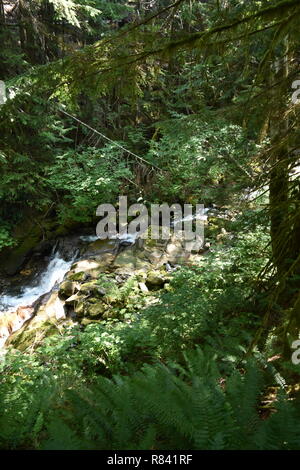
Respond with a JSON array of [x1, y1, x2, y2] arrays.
[[0, 249, 76, 313]]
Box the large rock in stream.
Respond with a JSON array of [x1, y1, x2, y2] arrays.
[[5, 291, 70, 351]]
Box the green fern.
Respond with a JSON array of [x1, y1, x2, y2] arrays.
[[36, 349, 300, 450]]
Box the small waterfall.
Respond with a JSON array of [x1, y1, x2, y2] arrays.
[[0, 248, 77, 313], [79, 235, 99, 243], [172, 208, 209, 227]]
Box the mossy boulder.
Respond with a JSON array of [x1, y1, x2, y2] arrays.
[[6, 292, 70, 350], [67, 271, 88, 282], [85, 301, 107, 318], [146, 271, 168, 290], [113, 248, 137, 269], [66, 292, 107, 320], [59, 280, 77, 298], [79, 281, 106, 297], [74, 300, 85, 317], [7, 318, 63, 351]]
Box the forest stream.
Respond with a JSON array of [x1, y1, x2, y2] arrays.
[[0, 235, 118, 347]]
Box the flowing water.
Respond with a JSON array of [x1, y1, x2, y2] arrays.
[[0, 209, 217, 315], [0, 247, 77, 313], [0, 215, 212, 346]]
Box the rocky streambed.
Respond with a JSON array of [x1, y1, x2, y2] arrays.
[[0, 228, 207, 351]]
